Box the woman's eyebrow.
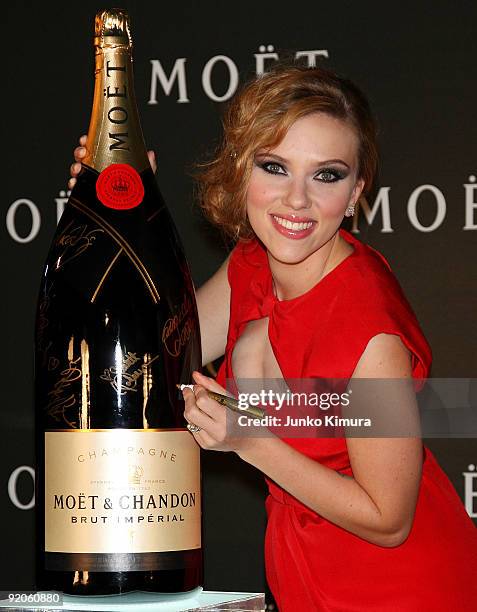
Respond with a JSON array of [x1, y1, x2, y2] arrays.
[[255, 152, 350, 169]]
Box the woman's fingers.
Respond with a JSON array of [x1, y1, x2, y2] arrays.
[[182, 385, 246, 452], [68, 162, 82, 189], [193, 385, 223, 420], [67, 135, 88, 190], [74, 147, 86, 163], [70, 162, 81, 176], [148, 150, 157, 173], [182, 387, 229, 450], [182, 387, 217, 430], [192, 370, 228, 395], [74, 135, 87, 163], [182, 386, 229, 447], [191, 428, 217, 449]]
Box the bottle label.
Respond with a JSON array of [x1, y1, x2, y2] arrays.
[[44, 430, 201, 562], [96, 163, 145, 210]]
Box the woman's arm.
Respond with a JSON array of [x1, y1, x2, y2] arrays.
[[183, 333, 423, 548], [196, 255, 231, 366], [238, 333, 422, 547]]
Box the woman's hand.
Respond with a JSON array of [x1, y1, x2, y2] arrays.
[[67, 134, 157, 190], [67, 134, 87, 190], [182, 371, 252, 454]]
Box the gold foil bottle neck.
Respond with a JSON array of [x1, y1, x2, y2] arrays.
[[82, 7, 149, 174], [94, 8, 132, 48]]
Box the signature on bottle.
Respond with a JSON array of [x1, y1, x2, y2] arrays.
[[162, 294, 195, 357], [100, 352, 159, 395], [37, 284, 54, 367], [55, 223, 104, 269], [46, 356, 82, 427]]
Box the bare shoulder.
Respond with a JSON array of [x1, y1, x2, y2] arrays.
[[352, 333, 412, 379]]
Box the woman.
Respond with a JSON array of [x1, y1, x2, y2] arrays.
[[70, 65, 477, 611]]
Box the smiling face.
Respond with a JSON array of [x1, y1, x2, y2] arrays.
[[246, 112, 364, 267]]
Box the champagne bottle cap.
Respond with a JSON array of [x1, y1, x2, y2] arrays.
[[94, 8, 132, 48]]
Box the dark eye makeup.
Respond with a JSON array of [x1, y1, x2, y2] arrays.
[[257, 161, 286, 175], [256, 160, 347, 183], [315, 168, 347, 182]]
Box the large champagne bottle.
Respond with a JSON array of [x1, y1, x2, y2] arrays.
[[34, 9, 202, 595]]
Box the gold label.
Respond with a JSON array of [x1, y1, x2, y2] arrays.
[[45, 430, 201, 554]]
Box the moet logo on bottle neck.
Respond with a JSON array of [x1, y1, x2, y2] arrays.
[[104, 60, 129, 153], [83, 46, 149, 174]]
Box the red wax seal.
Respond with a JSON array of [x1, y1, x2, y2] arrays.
[[96, 163, 144, 210]]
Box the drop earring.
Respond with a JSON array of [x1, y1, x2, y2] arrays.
[[345, 204, 355, 217]]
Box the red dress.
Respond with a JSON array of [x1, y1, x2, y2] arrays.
[[216, 228, 477, 611]]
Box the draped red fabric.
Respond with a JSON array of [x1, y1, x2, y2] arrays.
[[216, 229, 477, 611]]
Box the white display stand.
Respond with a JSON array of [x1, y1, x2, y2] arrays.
[[0, 588, 265, 611]]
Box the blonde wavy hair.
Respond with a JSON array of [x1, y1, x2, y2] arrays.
[[195, 64, 378, 241]]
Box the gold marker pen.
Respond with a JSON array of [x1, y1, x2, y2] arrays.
[[177, 384, 265, 419]]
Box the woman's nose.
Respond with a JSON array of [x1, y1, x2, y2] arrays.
[[284, 178, 311, 210]]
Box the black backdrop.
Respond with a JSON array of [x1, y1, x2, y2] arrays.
[[2, 0, 477, 593]]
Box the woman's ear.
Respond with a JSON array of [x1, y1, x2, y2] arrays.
[[351, 178, 365, 205]]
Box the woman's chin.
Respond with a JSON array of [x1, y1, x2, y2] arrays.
[[266, 245, 313, 266], [255, 229, 322, 266]]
